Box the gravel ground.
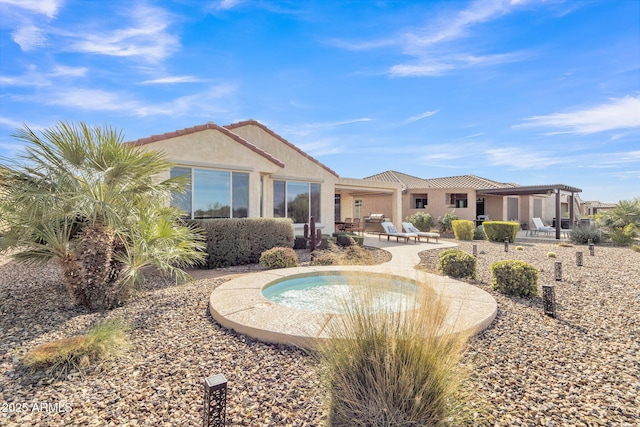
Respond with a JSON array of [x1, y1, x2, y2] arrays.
[[1, 241, 639, 426]]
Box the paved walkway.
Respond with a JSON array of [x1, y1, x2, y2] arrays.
[[208, 234, 498, 349]]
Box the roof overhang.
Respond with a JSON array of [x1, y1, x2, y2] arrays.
[[477, 184, 582, 196]]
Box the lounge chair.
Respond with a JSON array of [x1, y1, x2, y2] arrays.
[[402, 222, 441, 243], [530, 217, 555, 236], [379, 222, 418, 243]]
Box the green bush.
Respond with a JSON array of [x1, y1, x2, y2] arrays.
[[473, 225, 486, 240], [406, 211, 434, 232], [259, 247, 299, 269], [293, 236, 308, 249], [438, 249, 476, 279], [609, 224, 637, 246], [437, 210, 458, 233], [482, 221, 519, 243], [569, 224, 604, 244], [318, 277, 469, 426], [190, 218, 294, 268], [490, 260, 539, 297], [334, 233, 364, 247], [631, 244, 640, 252], [547, 252, 557, 258], [451, 220, 475, 241], [311, 242, 375, 266]]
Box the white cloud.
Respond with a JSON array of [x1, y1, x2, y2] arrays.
[[402, 110, 439, 124], [484, 147, 565, 169], [42, 88, 139, 112], [297, 139, 346, 156], [210, 0, 244, 10], [66, 5, 180, 62], [515, 96, 640, 134], [140, 76, 205, 84], [50, 65, 88, 77], [11, 25, 46, 51], [134, 85, 237, 117], [284, 118, 373, 136], [0, 0, 63, 18]]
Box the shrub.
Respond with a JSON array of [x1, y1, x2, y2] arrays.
[[437, 210, 458, 233], [293, 236, 308, 249], [490, 260, 539, 297], [482, 221, 519, 243], [192, 218, 294, 268], [516, 246, 524, 251], [631, 244, 640, 252], [311, 242, 375, 266], [406, 211, 434, 232], [451, 220, 475, 241], [558, 243, 573, 247], [318, 277, 469, 426], [23, 319, 128, 375], [569, 224, 604, 244], [438, 249, 477, 279], [473, 225, 486, 240], [547, 252, 557, 258], [609, 224, 637, 246], [334, 233, 364, 247], [259, 247, 299, 269]]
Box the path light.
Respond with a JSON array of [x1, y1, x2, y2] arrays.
[[203, 374, 227, 427], [542, 284, 557, 318], [504, 238, 509, 252], [589, 241, 595, 256], [555, 261, 562, 281], [576, 251, 583, 267], [473, 244, 477, 257]]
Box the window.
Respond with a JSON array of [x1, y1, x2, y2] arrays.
[[447, 193, 468, 208], [414, 193, 428, 209], [169, 167, 249, 219], [273, 180, 321, 223]]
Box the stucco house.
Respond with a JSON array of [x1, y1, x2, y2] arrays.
[[129, 120, 403, 233], [361, 171, 583, 232], [130, 120, 582, 238]]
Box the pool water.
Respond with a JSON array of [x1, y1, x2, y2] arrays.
[[262, 272, 418, 314]]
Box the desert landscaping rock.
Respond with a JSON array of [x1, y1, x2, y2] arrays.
[[1, 241, 639, 426]]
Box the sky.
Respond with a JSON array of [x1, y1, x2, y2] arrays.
[[0, 0, 639, 203]]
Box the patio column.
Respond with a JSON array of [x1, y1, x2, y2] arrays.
[[555, 189, 561, 240], [569, 192, 575, 228]]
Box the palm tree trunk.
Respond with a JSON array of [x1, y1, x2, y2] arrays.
[[78, 223, 115, 310], [59, 253, 89, 308]]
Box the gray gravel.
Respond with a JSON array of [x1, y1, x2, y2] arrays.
[[1, 241, 639, 426]]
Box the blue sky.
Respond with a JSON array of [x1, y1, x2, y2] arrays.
[[1, 0, 638, 203]]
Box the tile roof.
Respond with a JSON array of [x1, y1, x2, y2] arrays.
[[364, 170, 518, 190], [127, 122, 285, 167], [224, 120, 339, 178]]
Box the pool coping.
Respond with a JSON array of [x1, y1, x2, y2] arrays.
[[209, 241, 498, 349]]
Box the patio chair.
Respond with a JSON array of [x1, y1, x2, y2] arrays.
[[402, 222, 441, 243], [344, 217, 363, 234], [530, 217, 555, 236], [379, 222, 418, 243], [337, 218, 352, 232]]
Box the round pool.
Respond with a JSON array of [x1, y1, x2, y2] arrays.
[[262, 272, 418, 314]]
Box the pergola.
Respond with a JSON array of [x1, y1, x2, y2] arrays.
[[477, 184, 582, 240]]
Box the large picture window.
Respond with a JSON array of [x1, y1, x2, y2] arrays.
[[169, 167, 249, 219], [273, 180, 321, 223], [447, 193, 468, 209]]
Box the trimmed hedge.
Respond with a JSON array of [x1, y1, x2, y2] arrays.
[[190, 218, 294, 268], [490, 260, 539, 297], [482, 221, 519, 243], [438, 249, 477, 279], [451, 220, 475, 241]]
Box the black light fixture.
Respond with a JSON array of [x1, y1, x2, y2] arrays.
[[576, 251, 583, 267], [203, 374, 227, 427]]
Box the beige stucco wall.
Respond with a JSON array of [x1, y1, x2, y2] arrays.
[[404, 188, 477, 223], [228, 124, 340, 228]]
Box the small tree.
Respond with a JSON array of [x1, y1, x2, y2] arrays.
[[0, 122, 205, 310]]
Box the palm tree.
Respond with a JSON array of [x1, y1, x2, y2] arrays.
[[600, 198, 640, 229], [0, 121, 205, 310]]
